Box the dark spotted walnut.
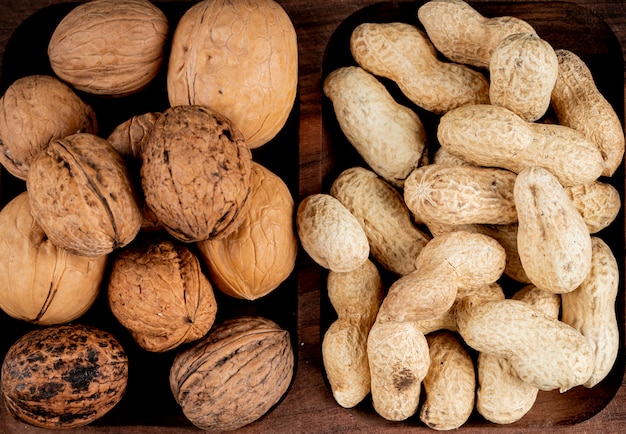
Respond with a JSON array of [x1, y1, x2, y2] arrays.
[[0, 192, 107, 325], [108, 238, 218, 352], [0, 75, 97, 180], [26, 132, 143, 257], [141, 105, 252, 242], [0, 324, 128, 429], [169, 316, 294, 431]]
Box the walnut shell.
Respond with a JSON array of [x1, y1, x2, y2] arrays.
[[141, 105, 252, 242], [167, 0, 298, 149], [1, 324, 128, 429], [48, 0, 169, 96], [197, 162, 297, 300], [169, 316, 294, 431], [108, 238, 217, 352], [26, 133, 142, 257], [0, 192, 107, 325], [0, 75, 97, 180]]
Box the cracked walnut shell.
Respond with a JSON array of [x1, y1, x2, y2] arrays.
[[26, 133, 142, 257], [108, 238, 217, 352], [141, 105, 252, 242]]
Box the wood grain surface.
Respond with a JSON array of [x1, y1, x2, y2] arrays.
[[0, 0, 625, 433]]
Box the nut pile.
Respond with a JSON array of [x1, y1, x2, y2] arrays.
[[0, 0, 297, 430], [300, 0, 624, 429]]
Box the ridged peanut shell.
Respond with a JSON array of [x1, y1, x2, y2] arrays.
[[296, 193, 369, 272], [350, 22, 489, 114], [0, 75, 97, 180], [417, 0, 536, 68], [169, 316, 294, 431], [456, 299, 595, 392], [0, 192, 106, 325], [551, 49, 625, 176], [438, 104, 604, 186], [561, 237, 620, 388], [565, 181, 621, 234], [27, 133, 142, 257], [323, 66, 427, 187], [197, 162, 297, 300], [514, 166, 592, 294], [330, 166, 430, 275], [1, 324, 128, 429], [167, 0, 297, 149], [420, 331, 475, 430], [404, 164, 517, 226], [48, 0, 168, 96]]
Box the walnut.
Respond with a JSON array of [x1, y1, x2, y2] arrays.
[[141, 105, 252, 242], [169, 316, 294, 431], [197, 162, 298, 300], [107, 238, 218, 352], [0, 75, 97, 180], [26, 133, 142, 257], [1, 324, 128, 429], [0, 192, 107, 325]]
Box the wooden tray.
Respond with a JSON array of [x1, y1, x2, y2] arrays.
[[0, 1, 625, 432]]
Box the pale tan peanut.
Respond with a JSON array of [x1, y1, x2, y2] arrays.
[[323, 260, 384, 408], [565, 181, 621, 234], [350, 22, 489, 114], [489, 32, 558, 122], [515, 166, 592, 294], [416, 282, 504, 335], [417, 0, 536, 69], [377, 231, 506, 323], [476, 285, 560, 424], [404, 164, 517, 226], [438, 104, 604, 187], [323, 66, 427, 187], [455, 298, 595, 392], [561, 237, 619, 388], [432, 147, 472, 166], [420, 331, 475, 430], [330, 167, 430, 275], [296, 194, 369, 272], [551, 49, 625, 176], [367, 320, 429, 421]]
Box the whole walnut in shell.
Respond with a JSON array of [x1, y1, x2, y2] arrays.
[[1, 324, 128, 429], [108, 238, 218, 352], [48, 0, 169, 96], [167, 0, 298, 149], [27, 133, 142, 257], [0, 192, 107, 325], [169, 316, 294, 431], [197, 161, 297, 300], [0, 75, 97, 180], [141, 105, 252, 242]]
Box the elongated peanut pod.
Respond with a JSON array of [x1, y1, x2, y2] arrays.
[[420, 331, 475, 430], [551, 49, 625, 176], [561, 237, 620, 388], [438, 104, 604, 186], [350, 22, 489, 114], [417, 0, 536, 69], [514, 166, 592, 294], [323, 66, 427, 187], [367, 321, 429, 421], [456, 299, 595, 392]]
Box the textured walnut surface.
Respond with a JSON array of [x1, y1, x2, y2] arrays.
[[0, 324, 128, 429], [108, 238, 217, 352], [141, 105, 252, 242]]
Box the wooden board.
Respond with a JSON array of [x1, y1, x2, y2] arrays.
[[0, 0, 625, 432]]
